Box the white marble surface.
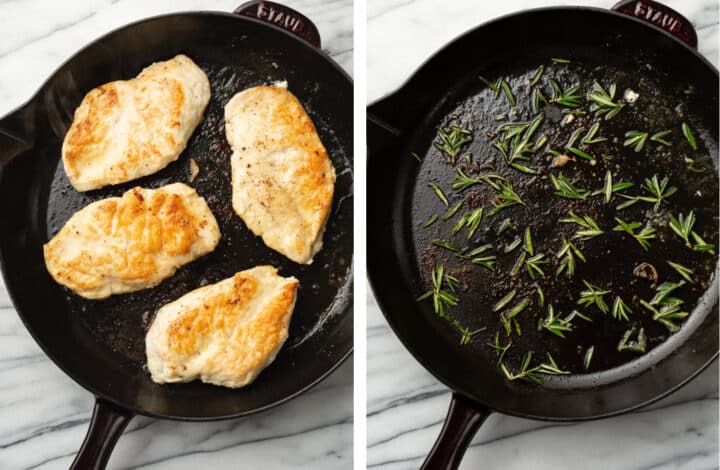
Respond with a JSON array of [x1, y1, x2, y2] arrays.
[[367, 1, 719, 469], [0, 1, 352, 469]]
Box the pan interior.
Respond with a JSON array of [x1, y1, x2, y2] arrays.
[[0, 13, 352, 419], [370, 8, 719, 420]]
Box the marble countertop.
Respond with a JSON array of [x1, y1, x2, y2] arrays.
[[0, 1, 352, 469], [367, 1, 719, 469]]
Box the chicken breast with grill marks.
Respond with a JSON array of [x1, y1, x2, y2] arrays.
[[43, 183, 220, 299], [62, 54, 210, 191], [145, 266, 299, 388], [224, 85, 335, 264]]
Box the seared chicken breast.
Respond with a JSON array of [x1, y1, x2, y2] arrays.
[[146, 266, 299, 388], [62, 54, 210, 191], [44, 183, 220, 299], [224, 85, 335, 264]]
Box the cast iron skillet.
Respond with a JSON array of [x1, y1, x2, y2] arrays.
[[0, 2, 352, 468], [367, 2, 717, 469]]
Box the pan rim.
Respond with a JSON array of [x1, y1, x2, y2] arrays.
[[0, 9, 353, 421], [367, 5, 719, 421]]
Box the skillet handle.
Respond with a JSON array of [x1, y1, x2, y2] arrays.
[[70, 399, 134, 470], [420, 393, 490, 470], [611, 0, 697, 48], [234, 1, 322, 48]]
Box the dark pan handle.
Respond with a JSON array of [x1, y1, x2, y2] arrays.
[[234, 1, 321, 48], [420, 393, 491, 470], [611, 0, 698, 48], [0, 105, 34, 174], [70, 399, 134, 470]]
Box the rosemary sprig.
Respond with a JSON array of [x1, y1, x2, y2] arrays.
[[499, 298, 531, 337], [613, 218, 656, 251], [691, 231, 716, 254], [551, 173, 590, 200], [416, 265, 459, 317], [434, 127, 473, 164], [641, 299, 688, 333], [487, 332, 511, 365], [611, 296, 633, 321], [669, 211, 695, 247], [536, 353, 571, 375], [493, 290, 517, 312], [432, 239, 461, 253], [458, 325, 486, 346], [423, 215, 438, 227], [617, 328, 647, 353], [682, 122, 697, 150], [583, 346, 595, 370], [684, 156, 707, 174], [650, 130, 672, 146], [471, 255, 497, 271], [587, 81, 624, 119], [560, 212, 604, 241], [667, 260, 694, 282], [623, 131, 648, 152], [525, 254, 549, 280], [500, 351, 543, 384], [539, 304, 573, 338], [651, 281, 685, 306], [582, 122, 607, 145], [442, 201, 463, 220], [591, 170, 634, 203], [638, 175, 677, 208], [578, 280, 610, 314], [451, 168, 504, 191], [479, 75, 498, 92], [488, 179, 525, 216], [465, 207, 484, 239], [530, 65, 544, 87], [533, 88, 549, 113], [429, 182, 449, 206], [550, 82, 583, 108], [556, 235, 586, 278]]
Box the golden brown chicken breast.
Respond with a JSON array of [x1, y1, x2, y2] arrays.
[[62, 54, 210, 191], [145, 266, 299, 388], [224, 85, 335, 264], [43, 183, 220, 299]]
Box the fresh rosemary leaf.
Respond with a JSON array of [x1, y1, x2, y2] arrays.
[[459, 244, 493, 258], [530, 65, 545, 87], [651, 281, 685, 306], [682, 122, 697, 149], [578, 280, 610, 314], [524, 228, 534, 256], [641, 299, 688, 333], [556, 236, 585, 278], [471, 256, 497, 271], [567, 146, 594, 161], [533, 88, 549, 113], [638, 175, 677, 209], [466, 207, 484, 239], [499, 79, 516, 106], [479, 75, 499, 92], [536, 285, 545, 308], [488, 332, 512, 365], [429, 182, 449, 206], [691, 231, 716, 254], [583, 346, 595, 370], [611, 296, 633, 321], [616, 197, 640, 211], [488, 180, 525, 216], [617, 328, 647, 353], [505, 298, 532, 320], [650, 130, 672, 146], [623, 130, 648, 152], [434, 126, 473, 164], [511, 251, 527, 276], [550, 84, 583, 108], [423, 215, 438, 227], [497, 218, 512, 234], [567, 127, 585, 148], [442, 201, 463, 220], [551, 173, 590, 199], [536, 353, 570, 375], [505, 237, 522, 253], [539, 305, 573, 338], [551, 57, 570, 63], [452, 168, 505, 192], [667, 260, 694, 282], [501, 351, 543, 385], [582, 122, 607, 144], [510, 162, 539, 174], [418, 265, 460, 317], [410, 152, 422, 162], [494, 290, 517, 312], [458, 326, 485, 346], [433, 239, 461, 252], [587, 81, 624, 119]]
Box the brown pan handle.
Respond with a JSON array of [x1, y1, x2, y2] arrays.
[[611, 0, 698, 48], [234, 1, 321, 48], [70, 399, 134, 470], [420, 393, 491, 470]]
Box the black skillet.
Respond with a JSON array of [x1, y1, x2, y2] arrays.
[[367, 2, 717, 468], [0, 2, 352, 468]]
